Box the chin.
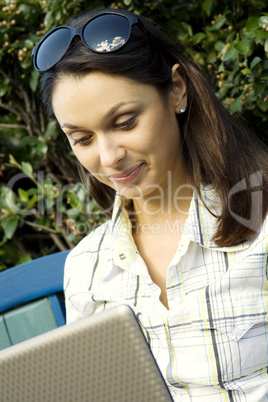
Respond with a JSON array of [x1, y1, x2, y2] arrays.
[[116, 187, 144, 200]]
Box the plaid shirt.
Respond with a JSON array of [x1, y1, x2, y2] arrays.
[[64, 185, 268, 401]]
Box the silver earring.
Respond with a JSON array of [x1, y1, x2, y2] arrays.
[[180, 107, 186, 113]]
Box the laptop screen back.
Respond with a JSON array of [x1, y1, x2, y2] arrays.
[[0, 304, 173, 402]]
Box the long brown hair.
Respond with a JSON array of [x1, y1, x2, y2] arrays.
[[40, 9, 268, 247]]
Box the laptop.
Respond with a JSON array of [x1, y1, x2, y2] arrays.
[[0, 304, 173, 402]]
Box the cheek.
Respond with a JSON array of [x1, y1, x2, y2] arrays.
[[72, 147, 97, 172]]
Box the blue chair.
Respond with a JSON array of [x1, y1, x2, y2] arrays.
[[0, 250, 70, 350]]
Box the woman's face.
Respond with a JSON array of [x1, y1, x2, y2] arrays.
[[52, 69, 188, 200]]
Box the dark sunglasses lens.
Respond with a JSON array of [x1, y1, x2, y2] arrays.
[[35, 27, 71, 71], [84, 14, 130, 52]]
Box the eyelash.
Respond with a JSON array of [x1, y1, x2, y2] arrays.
[[114, 115, 137, 130], [72, 115, 138, 147], [73, 136, 92, 146]]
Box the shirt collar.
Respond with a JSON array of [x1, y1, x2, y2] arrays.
[[111, 186, 249, 270], [111, 194, 138, 270], [185, 185, 249, 252]]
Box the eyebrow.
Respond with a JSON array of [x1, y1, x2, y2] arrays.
[[61, 101, 139, 131]]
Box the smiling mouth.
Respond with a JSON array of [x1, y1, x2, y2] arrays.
[[109, 163, 145, 185]]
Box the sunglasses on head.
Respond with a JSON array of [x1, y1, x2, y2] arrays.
[[32, 10, 138, 72]]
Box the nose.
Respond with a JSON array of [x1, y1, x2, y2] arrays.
[[98, 135, 126, 167]]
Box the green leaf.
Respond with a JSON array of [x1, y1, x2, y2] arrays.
[[69, 192, 83, 209], [9, 154, 20, 168], [44, 10, 53, 28], [246, 17, 260, 32], [265, 38, 268, 53], [222, 46, 239, 61], [231, 87, 241, 97], [27, 188, 38, 196], [202, 0, 214, 16], [215, 41, 225, 52], [20, 59, 33, 70], [254, 82, 266, 95], [0, 81, 10, 97], [67, 232, 76, 242], [1, 216, 19, 240], [29, 70, 39, 92], [36, 142, 48, 156], [123, 0, 132, 5], [67, 208, 81, 218], [27, 195, 38, 209], [45, 197, 54, 209], [207, 51, 217, 63], [235, 39, 250, 54], [257, 98, 268, 112], [228, 98, 243, 114], [55, 10, 62, 22], [255, 29, 268, 43], [44, 120, 58, 138], [0, 186, 18, 213], [250, 56, 262, 69], [18, 188, 29, 203], [177, 22, 193, 37], [21, 161, 33, 176], [24, 39, 34, 48], [209, 16, 226, 31], [258, 16, 268, 27], [191, 32, 206, 45], [17, 253, 32, 265]]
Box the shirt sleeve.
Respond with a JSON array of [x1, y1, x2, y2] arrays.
[[263, 216, 268, 279], [63, 238, 103, 324]]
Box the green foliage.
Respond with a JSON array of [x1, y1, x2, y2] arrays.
[[0, 0, 267, 269]]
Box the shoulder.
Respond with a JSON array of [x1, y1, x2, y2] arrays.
[[64, 220, 113, 323], [245, 213, 268, 264], [70, 219, 112, 252], [65, 219, 113, 275], [256, 213, 268, 244]]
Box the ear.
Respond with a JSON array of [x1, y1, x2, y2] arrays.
[[170, 63, 187, 114]]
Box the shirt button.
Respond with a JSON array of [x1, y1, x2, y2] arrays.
[[233, 327, 244, 340], [119, 253, 126, 260]]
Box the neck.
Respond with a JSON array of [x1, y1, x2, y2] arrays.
[[131, 176, 194, 229]]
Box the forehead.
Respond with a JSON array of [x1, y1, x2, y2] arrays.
[[52, 72, 160, 123], [53, 72, 156, 102]]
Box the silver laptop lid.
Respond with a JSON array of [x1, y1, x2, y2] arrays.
[[0, 304, 173, 402]]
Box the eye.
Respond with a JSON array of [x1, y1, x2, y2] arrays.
[[114, 115, 137, 130], [72, 135, 93, 146]]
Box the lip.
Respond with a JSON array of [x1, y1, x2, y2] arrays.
[[109, 163, 145, 185]]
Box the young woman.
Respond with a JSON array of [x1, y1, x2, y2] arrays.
[[33, 8, 268, 401]]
